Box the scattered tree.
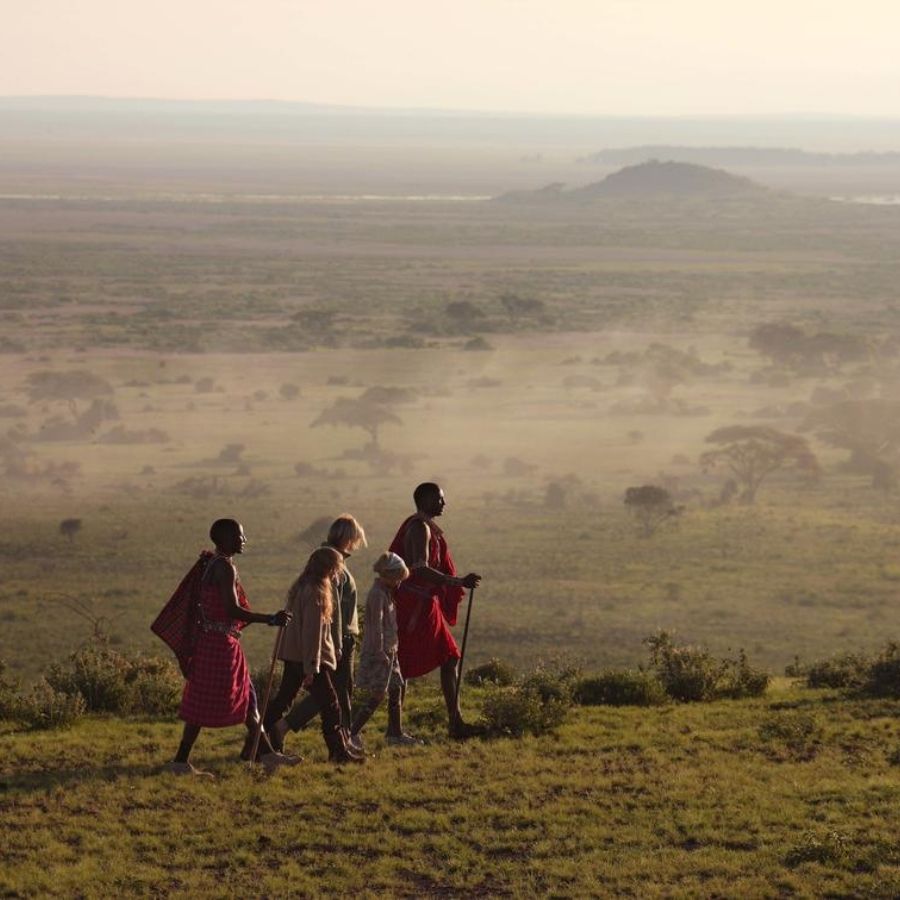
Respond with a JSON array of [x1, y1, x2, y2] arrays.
[[311, 396, 401, 448], [499, 292, 545, 323], [804, 399, 900, 489], [700, 425, 820, 503], [445, 300, 484, 322], [217, 443, 245, 464], [749, 322, 871, 372], [59, 518, 82, 541], [624, 485, 682, 536]]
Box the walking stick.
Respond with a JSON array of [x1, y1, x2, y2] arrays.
[[248, 622, 285, 767], [453, 586, 476, 714]]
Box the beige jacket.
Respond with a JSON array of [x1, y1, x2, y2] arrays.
[[279, 580, 337, 675]]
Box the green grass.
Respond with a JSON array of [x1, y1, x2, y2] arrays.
[[1, 680, 898, 897]]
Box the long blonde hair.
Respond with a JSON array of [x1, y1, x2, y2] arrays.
[[287, 546, 343, 624]]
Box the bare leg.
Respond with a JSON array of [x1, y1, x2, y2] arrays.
[[174, 723, 201, 763], [440, 659, 463, 733]]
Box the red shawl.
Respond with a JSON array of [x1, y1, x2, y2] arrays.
[[389, 515, 466, 678], [151, 550, 212, 677]]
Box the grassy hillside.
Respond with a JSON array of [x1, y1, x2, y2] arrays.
[[1, 680, 898, 898]]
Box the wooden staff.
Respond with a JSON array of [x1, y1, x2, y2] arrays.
[[248, 622, 286, 767], [453, 586, 476, 714]]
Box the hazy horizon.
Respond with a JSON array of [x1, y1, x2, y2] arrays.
[[3, 94, 900, 122], [7, 1, 900, 118]]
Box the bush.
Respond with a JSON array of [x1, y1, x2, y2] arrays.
[[481, 686, 548, 738], [863, 642, 900, 698], [0, 659, 22, 720], [800, 642, 900, 697], [128, 657, 182, 716], [47, 645, 134, 712], [575, 670, 667, 707], [465, 658, 516, 687], [645, 631, 724, 702], [645, 631, 768, 702], [481, 661, 578, 737], [46, 643, 183, 715], [804, 652, 870, 689], [719, 649, 771, 699], [19, 678, 86, 730]]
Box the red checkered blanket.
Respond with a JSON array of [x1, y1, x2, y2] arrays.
[[151, 551, 213, 677]]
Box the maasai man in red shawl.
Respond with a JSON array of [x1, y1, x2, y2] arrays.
[[166, 518, 297, 776], [389, 483, 482, 739]]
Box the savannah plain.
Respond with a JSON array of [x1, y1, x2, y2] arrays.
[[1, 107, 899, 896]]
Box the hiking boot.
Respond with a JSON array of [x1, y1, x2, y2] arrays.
[[164, 761, 214, 778], [385, 732, 424, 746], [325, 731, 365, 765]]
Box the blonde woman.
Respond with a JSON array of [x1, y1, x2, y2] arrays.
[[267, 515, 367, 746], [267, 546, 363, 763], [349, 551, 422, 750]]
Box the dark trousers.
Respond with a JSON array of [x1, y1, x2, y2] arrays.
[[265, 660, 341, 740], [284, 636, 354, 732]]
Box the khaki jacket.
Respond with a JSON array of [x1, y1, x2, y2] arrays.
[[279, 580, 337, 674]]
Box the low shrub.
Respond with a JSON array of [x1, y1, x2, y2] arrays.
[[645, 631, 725, 701], [128, 657, 182, 716], [863, 641, 900, 698], [481, 660, 578, 737], [481, 686, 548, 738], [801, 642, 900, 697], [0, 660, 23, 720], [19, 677, 86, 730], [47, 645, 134, 712], [719, 649, 771, 699], [758, 711, 822, 762], [804, 652, 870, 689], [645, 631, 769, 702], [575, 670, 667, 707], [465, 658, 516, 687], [46, 643, 183, 715], [784, 830, 851, 868]]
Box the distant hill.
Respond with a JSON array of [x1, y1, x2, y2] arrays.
[[579, 146, 900, 167], [496, 160, 768, 203]]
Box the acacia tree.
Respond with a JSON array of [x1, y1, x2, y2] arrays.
[[700, 425, 820, 504], [804, 398, 900, 489], [59, 518, 82, 541], [311, 396, 402, 448], [624, 485, 681, 537]]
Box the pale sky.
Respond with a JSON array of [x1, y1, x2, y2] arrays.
[[4, 0, 899, 116]]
